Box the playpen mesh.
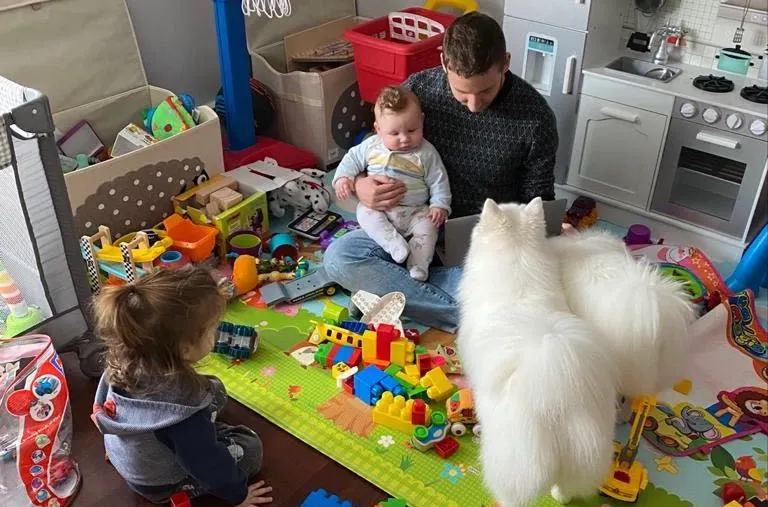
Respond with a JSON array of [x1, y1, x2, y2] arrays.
[[0, 75, 103, 377]]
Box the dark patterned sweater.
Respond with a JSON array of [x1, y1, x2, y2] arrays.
[[404, 68, 558, 218]]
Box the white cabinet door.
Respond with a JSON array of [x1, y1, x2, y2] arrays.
[[503, 0, 591, 32], [567, 95, 667, 209]]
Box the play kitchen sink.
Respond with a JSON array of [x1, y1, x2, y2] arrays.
[[605, 56, 683, 83]]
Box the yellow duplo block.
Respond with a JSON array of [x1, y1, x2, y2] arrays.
[[404, 364, 420, 379], [361, 330, 379, 363], [372, 391, 416, 433], [395, 371, 419, 386], [420, 367, 455, 401], [673, 378, 692, 395], [389, 339, 416, 366]]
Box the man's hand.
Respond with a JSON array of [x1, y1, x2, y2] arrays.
[[561, 223, 579, 236], [427, 207, 448, 228], [355, 175, 406, 211], [237, 481, 273, 506], [334, 177, 355, 201]]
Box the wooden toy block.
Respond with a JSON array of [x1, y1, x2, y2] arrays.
[[210, 187, 243, 211], [194, 175, 238, 205], [673, 378, 692, 395], [434, 437, 459, 458], [389, 339, 416, 367], [411, 399, 428, 425], [372, 391, 427, 433], [205, 201, 221, 217], [420, 367, 455, 401]]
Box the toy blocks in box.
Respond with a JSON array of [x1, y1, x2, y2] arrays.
[[172, 175, 269, 259]]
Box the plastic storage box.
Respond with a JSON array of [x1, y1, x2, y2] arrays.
[[344, 7, 456, 103]]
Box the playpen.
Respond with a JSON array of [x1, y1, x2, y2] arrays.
[[0, 76, 103, 376]]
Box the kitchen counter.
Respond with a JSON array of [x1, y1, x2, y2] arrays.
[[584, 52, 768, 118]]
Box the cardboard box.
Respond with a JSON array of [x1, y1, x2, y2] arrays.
[[0, 0, 224, 240], [250, 16, 373, 169]]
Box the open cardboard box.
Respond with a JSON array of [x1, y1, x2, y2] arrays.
[[0, 0, 224, 240], [248, 7, 374, 169]]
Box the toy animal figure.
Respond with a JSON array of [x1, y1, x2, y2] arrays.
[[268, 168, 331, 219]]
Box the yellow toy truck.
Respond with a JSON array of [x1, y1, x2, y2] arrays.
[[445, 388, 482, 437]]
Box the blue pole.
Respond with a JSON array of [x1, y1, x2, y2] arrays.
[[213, 0, 256, 151], [726, 224, 768, 295]]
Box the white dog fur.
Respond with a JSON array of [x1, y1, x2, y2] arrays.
[[548, 229, 696, 398], [458, 198, 619, 507]]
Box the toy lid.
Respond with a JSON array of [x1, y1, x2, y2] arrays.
[[245, 0, 356, 50], [0, 0, 147, 114]]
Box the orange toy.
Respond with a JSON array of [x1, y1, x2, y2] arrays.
[[232, 255, 261, 296], [163, 214, 218, 262]]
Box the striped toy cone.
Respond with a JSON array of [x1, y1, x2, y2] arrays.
[[0, 260, 29, 318]]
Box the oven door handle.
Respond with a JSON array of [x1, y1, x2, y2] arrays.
[[695, 132, 740, 150], [600, 107, 638, 123]]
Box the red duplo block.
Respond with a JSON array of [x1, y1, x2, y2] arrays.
[[327, 344, 341, 368], [404, 328, 420, 344], [348, 348, 362, 366], [417, 354, 432, 375], [412, 399, 427, 425], [376, 324, 399, 361], [434, 437, 459, 459], [170, 492, 191, 507], [342, 375, 355, 394]]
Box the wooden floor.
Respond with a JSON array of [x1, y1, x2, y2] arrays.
[[63, 352, 386, 506]]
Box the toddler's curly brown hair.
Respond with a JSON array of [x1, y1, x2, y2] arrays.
[[93, 265, 226, 396]]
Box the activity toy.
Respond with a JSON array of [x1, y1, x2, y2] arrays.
[[144, 93, 197, 141], [0, 260, 43, 337], [288, 210, 344, 241], [319, 217, 360, 250]]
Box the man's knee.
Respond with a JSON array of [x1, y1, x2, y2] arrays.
[[323, 230, 371, 278]]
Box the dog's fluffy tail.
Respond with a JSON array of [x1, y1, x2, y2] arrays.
[[480, 314, 617, 506]]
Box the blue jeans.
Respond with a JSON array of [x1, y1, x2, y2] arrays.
[[323, 229, 462, 332]]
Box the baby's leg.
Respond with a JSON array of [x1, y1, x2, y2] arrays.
[[403, 207, 439, 281], [216, 423, 264, 479], [356, 203, 409, 263]]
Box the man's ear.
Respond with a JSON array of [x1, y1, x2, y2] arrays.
[[440, 52, 447, 73], [503, 52, 511, 73]]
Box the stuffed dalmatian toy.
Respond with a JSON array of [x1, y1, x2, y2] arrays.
[[256, 158, 332, 219]]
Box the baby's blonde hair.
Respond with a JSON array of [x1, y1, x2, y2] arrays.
[[93, 265, 226, 396], [375, 86, 420, 117]]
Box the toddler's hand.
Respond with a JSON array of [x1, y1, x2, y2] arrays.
[[334, 178, 354, 201], [428, 207, 448, 228], [237, 480, 273, 506]]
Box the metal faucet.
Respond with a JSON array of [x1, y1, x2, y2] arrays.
[[650, 25, 683, 65]]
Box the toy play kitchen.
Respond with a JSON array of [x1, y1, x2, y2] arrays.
[[716, 45, 754, 75]]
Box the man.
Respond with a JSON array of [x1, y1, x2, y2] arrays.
[[323, 11, 558, 332]]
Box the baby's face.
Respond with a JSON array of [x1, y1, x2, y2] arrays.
[[375, 103, 424, 151]]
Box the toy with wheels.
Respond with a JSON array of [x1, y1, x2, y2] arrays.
[[259, 267, 338, 306], [95, 229, 173, 264], [445, 388, 481, 437]]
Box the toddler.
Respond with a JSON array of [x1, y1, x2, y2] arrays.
[[91, 266, 272, 506], [333, 86, 451, 281]]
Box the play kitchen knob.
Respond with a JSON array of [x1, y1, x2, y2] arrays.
[[702, 107, 720, 124], [725, 114, 743, 130], [749, 119, 767, 136], [679, 102, 697, 118]]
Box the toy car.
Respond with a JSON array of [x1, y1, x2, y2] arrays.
[[446, 388, 481, 437], [259, 267, 338, 306]]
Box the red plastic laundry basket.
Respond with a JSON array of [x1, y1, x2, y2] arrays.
[[345, 7, 456, 103]]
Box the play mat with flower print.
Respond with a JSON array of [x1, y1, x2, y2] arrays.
[[195, 289, 765, 507]]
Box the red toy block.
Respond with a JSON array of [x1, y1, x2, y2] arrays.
[[170, 491, 191, 507], [417, 353, 447, 375], [327, 344, 342, 368], [412, 399, 427, 425], [376, 324, 400, 361], [348, 348, 362, 366], [342, 375, 355, 394], [434, 437, 459, 459], [404, 328, 420, 344]]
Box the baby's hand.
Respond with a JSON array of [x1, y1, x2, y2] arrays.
[[428, 207, 448, 227], [334, 177, 354, 201], [237, 480, 273, 506]]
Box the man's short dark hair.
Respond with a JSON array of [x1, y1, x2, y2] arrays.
[[442, 12, 507, 78]]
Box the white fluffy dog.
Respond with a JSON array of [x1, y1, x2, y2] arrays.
[[458, 198, 619, 507], [549, 230, 696, 398]]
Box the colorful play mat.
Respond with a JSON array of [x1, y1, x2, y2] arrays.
[[197, 204, 767, 507]]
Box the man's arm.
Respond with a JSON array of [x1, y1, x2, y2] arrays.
[[422, 144, 452, 214], [518, 110, 558, 202]]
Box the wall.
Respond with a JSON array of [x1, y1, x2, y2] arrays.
[[355, 0, 503, 22], [621, 0, 767, 74], [125, 0, 221, 104]]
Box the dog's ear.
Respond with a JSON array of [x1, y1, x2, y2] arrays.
[[481, 199, 505, 224], [523, 197, 544, 217]]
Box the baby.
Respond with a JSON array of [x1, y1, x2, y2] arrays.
[[333, 86, 451, 281]]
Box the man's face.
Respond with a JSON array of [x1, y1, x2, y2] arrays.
[[444, 53, 511, 113]]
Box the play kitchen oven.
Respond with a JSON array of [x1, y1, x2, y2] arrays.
[[651, 96, 768, 238]]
